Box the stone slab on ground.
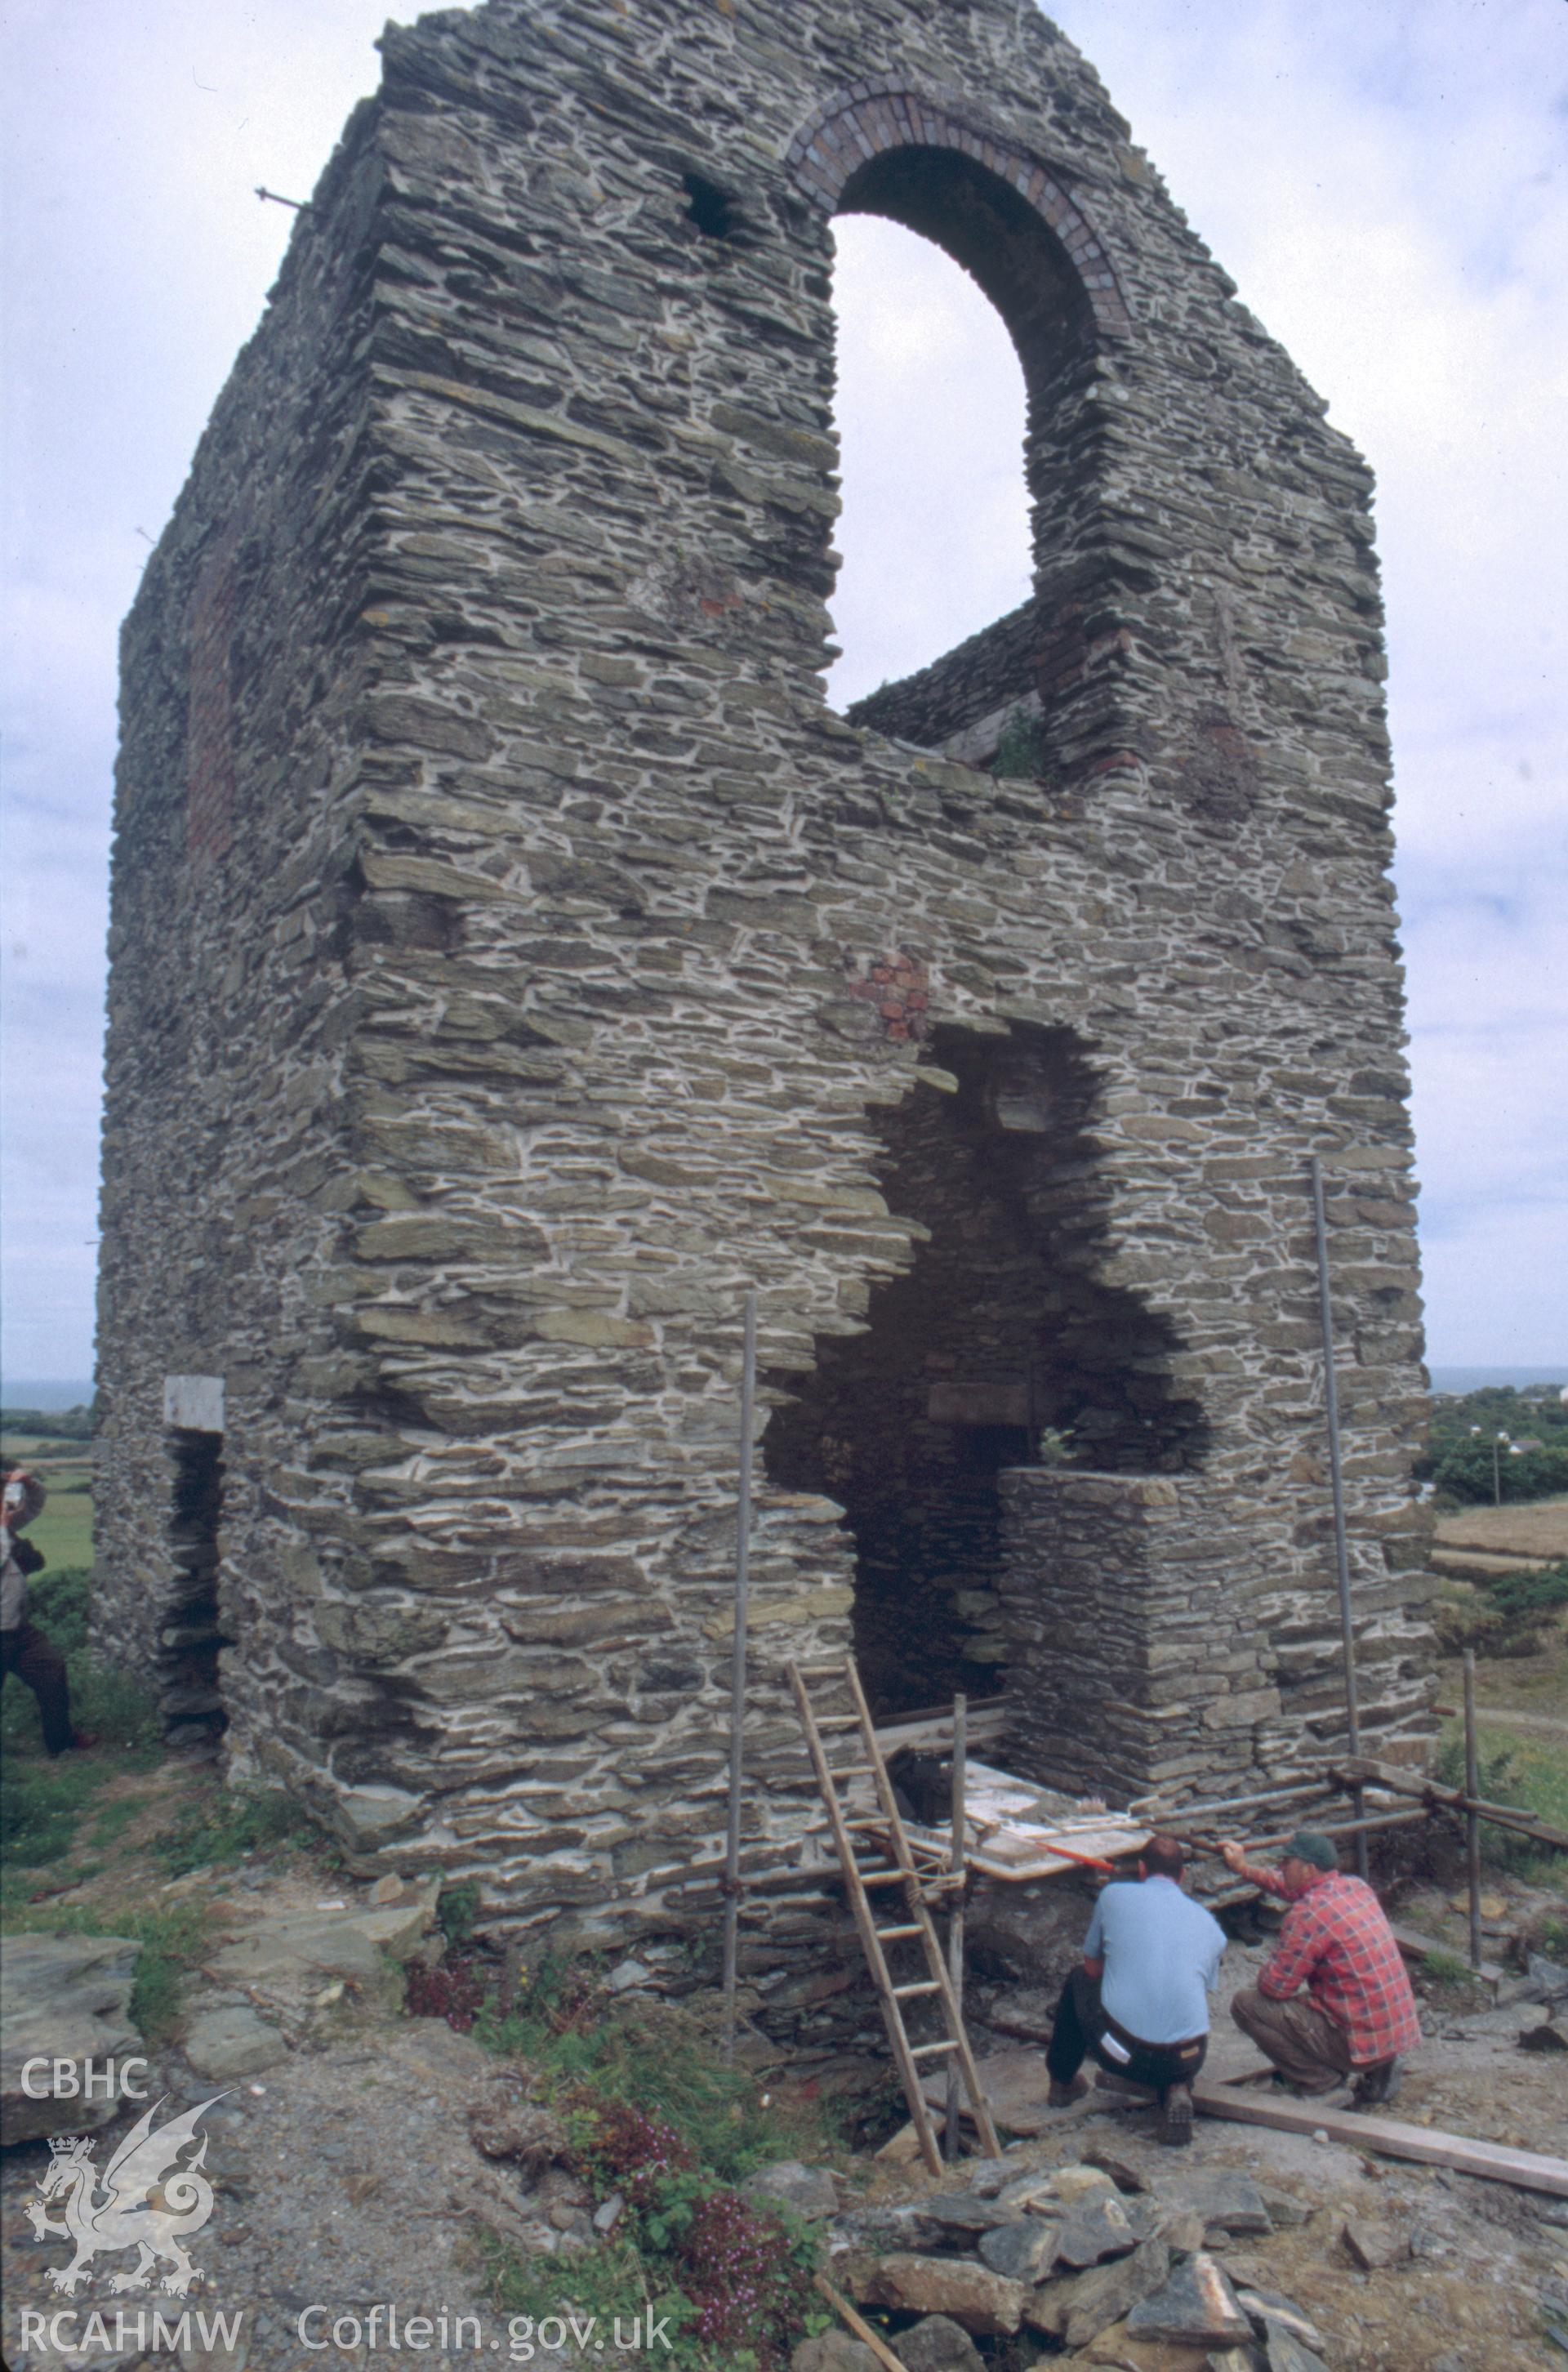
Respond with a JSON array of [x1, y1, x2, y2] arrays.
[[742, 2160, 839, 2219], [1265, 2325, 1331, 2372], [856, 2252, 1026, 2335], [920, 2046, 1059, 2136], [1149, 2166, 1272, 2238], [183, 2005, 288, 2081], [1085, 2146, 1152, 2192], [1025, 2236, 1172, 2347], [1076, 2325, 1218, 2371], [1235, 2290, 1322, 2350], [1, 1933, 142, 2145], [1125, 2252, 1254, 2348], [893, 2316, 987, 2372], [1054, 2187, 1159, 2267], [1051, 2163, 1120, 2203], [791, 2334, 880, 2372], [915, 2187, 1018, 2236], [1341, 2215, 1405, 2269], [977, 2215, 1058, 2281], [204, 1882, 439, 2005]]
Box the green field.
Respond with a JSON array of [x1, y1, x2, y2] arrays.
[[1466, 1714, 1568, 1830]]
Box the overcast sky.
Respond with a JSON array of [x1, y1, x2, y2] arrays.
[[2, 0, 1564, 1388]]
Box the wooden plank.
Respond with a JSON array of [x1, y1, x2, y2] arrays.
[[927, 1381, 1031, 1428], [813, 2276, 910, 2372], [873, 1703, 1007, 1752], [1192, 2079, 1568, 2197]]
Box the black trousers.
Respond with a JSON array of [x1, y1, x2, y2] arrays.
[[1045, 1966, 1208, 2097], [1, 1620, 78, 1754]]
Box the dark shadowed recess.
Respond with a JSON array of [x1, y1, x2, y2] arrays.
[[163, 1427, 229, 1754], [764, 1023, 1206, 1718]]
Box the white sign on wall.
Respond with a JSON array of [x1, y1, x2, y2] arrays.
[[163, 1375, 225, 1432]]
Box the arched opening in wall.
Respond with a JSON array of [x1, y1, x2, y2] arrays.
[[826, 215, 1031, 712], [826, 143, 1100, 770], [163, 1427, 229, 1756], [763, 1025, 1205, 1721]]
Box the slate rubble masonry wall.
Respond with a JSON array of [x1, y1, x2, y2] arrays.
[[97, 0, 1437, 1961]]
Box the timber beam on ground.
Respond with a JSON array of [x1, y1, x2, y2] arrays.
[[1192, 2071, 1568, 2197]]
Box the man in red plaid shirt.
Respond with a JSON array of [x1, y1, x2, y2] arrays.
[[1219, 1829, 1421, 2105]]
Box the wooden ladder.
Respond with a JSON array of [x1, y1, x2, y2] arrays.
[[786, 1656, 1002, 2175]]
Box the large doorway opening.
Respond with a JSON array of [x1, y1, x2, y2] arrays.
[[764, 1026, 1203, 1719], [163, 1427, 229, 1754]]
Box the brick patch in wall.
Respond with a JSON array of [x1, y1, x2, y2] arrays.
[[844, 948, 930, 1042]]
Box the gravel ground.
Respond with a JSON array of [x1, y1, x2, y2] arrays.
[[4, 1893, 1565, 2372], [2, 2016, 597, 2372]]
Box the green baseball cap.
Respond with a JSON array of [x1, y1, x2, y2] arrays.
[[1285, 1830, 1338, 1870]]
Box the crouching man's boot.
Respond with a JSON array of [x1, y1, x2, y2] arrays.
[[1350, 2057, 1401, 2108], [1158, 2082, 1194, 2147], [1048, 2074, 1089, 2107]]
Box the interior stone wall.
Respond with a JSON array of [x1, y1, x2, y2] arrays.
[[98, 0, 1436, 1952], [847, 600, 1040, 758]]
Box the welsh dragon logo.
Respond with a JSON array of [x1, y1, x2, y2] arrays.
[[25, 2094, 225, 2294]]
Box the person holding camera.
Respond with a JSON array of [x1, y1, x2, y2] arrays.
[[2, 1464, 88, 1754]]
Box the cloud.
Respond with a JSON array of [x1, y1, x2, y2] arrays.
[[827, 217, 1033, 704], [2, 0, 1563, 1377]]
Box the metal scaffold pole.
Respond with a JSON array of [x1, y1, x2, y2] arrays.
[[943, 1693, 968, 2162], [1309, 1154, 1367, 1878], [721, 1287, 758, 2062]]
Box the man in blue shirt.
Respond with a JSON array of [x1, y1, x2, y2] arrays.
[[1044, 1835, 1227, 2146]]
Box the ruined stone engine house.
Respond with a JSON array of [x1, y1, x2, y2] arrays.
[[98, 0, 1436, 1951]]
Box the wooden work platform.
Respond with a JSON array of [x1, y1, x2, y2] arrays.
[[851, 1741, 1150, 1882]]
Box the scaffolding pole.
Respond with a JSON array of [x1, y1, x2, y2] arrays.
[[1463, 1649, 1483, 1973], [721, 1287, 758, 2063], [1309, 1153, 1367, 1878], [943, 1694, 968, 2162]]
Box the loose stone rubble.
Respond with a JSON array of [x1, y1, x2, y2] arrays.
[[97, 0, 1436, 1951], [0, 1934, 143, 2146]]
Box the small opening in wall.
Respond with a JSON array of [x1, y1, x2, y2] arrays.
[[164, 1427, 229, 1756], [684, 172, 740, 239]]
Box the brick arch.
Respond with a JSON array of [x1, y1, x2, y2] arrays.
[[786, 80, 1131, 343]]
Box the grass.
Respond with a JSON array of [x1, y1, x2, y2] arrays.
[[1435, 1723, 1568, 1884], [482, 2233, 700, 2365], [7, 1898, 211, 2043], [154, 1782, 315, 1875], [2, 1569, 163, 1902], [1, 1568, 160, 1761], [2, 1563, 247, 2040], [476, 1979, 809, 2188], [445, 1968, 835, 2370], [25, 1486, 94, 1570], [1418, 1946, 1490, 2008]]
